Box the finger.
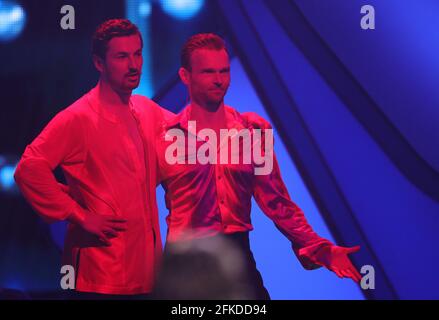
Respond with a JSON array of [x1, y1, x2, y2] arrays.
[[350, 267, 363, 282], [100, 215, 127, 222], [333, 269, 343, 278], [338, 268, 350, 278], [106, 223, 127, 232], [98, 233, 112, 246], [350, 270, 361, 283], [109, 220, 128, 224], [106, 233, 117, 239], [58, 183, 70, 193], [103, 228, 118, 238], [344, 245, 361, 254], [99, 238, 111, 246], [106, 217, 128, 223], [342, 269, 358, 282], [343, 260, 362, 280]]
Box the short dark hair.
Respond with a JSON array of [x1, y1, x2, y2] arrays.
[[92, 19, 143, 59], [181, 33, 228, 71]]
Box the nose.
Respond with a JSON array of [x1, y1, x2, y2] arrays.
[[213, 72, 223, 87], [128, 56, 136, 69], [129, 53, 142, 70]]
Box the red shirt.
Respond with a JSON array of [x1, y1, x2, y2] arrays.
[[157, 105, 334, 269], [14, 87, 168, 294]]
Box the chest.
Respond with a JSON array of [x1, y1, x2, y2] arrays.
[[85, 116, 146, 174], [157, 127, 255, 182]]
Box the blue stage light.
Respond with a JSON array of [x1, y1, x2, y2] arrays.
[[138, 0, 152, 17], [160, 0, 204, 20], [0, 164, 16, 190], [0, 0, 26, 42]]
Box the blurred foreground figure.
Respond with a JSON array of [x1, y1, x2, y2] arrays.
[[154, 233, 263, 299]]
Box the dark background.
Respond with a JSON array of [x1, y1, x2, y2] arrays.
[[1, 0, 438, 299]]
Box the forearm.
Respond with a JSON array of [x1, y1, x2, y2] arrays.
[[253, 157, 334, 268], [272, 206, 333, 269], [14, 157, 86, 225]]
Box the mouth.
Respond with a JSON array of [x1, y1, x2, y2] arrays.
[[126, 74, 140, 81]]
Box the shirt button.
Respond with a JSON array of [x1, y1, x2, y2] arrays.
[[218, 176, 221, 180], [220, 200, 224, 204]]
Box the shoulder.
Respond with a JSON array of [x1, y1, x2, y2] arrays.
[[32, 98, 89, 147], [225, 105, 272, 130], [131, 94, 175, 121], [48, 97, 86, 127], [60, 91, 95, 121], [131, 94, 156, 109]]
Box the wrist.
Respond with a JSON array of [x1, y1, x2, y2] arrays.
[[67, 204, 87, 227]]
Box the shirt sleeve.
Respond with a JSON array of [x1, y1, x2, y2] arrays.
[[251, 125, 334, 270], [14, 109, 87, 224], [150, 99, 175, 186]]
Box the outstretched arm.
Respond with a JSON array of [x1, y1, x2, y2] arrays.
[[245, 112, 361, 282]]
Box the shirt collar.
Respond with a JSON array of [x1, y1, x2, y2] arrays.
[[86, 86, 137, 124], [165, 104, 247, 132]]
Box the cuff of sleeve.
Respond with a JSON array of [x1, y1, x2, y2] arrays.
[[294, 241, 333, 270]]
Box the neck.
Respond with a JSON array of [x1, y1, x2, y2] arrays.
[[192, 95, 225, 111], [189, 100, 226, 130], [96, 79, 131, 107], [191, 99, 224, 115]]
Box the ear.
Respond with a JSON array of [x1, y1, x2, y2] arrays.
[[93, 54, 105, 73], [178, 67, 190, 85]]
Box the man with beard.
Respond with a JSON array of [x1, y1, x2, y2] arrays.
[[14, 19, 168, 299], [154, 33, 362, 299]]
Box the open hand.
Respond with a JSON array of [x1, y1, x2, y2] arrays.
[[318, 245, 362, 283]]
